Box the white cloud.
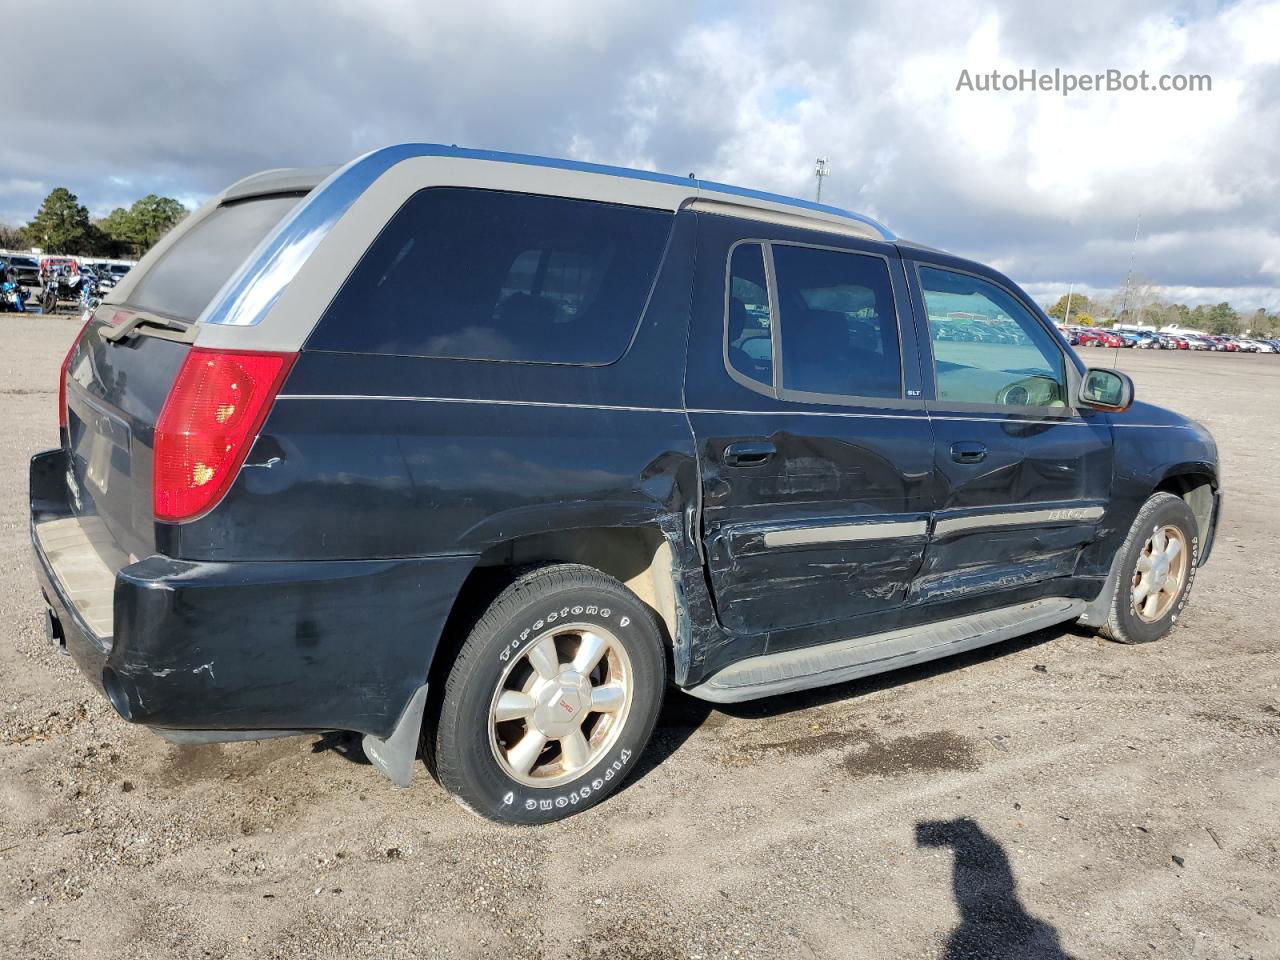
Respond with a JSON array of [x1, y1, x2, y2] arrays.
[[0, 0, 1275, 310]]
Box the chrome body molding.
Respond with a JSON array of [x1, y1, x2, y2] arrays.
[[933, 504, 1105, 538], [763, 519, 929, 548]]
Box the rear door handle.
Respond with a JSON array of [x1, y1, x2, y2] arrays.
[[723, 441, 776, 466], [950, 441, 987, 464]]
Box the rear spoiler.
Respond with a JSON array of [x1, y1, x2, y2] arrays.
[[222, 166, 338, 204]]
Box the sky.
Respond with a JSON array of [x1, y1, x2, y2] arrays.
[[2, 0, 1277, 310]]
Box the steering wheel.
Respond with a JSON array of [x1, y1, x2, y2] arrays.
[[996, 375, 1062, 407]]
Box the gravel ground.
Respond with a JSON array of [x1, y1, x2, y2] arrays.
[[1, 316, 1277, 960]]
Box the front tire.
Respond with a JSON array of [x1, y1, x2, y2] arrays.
[[431, 564, 666, 824], [1100, 492, 1200, 644]]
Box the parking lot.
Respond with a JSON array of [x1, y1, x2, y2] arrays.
[[0, 316, 1276, 959]]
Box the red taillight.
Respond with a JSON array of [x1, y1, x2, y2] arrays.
[[59, 316, 93, 429], [153, 349, 295, 523]]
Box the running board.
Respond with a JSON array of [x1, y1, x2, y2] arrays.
[[686, 597, 1085, 704]]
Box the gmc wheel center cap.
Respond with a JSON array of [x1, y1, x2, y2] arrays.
[[533, 671, 592, 737]]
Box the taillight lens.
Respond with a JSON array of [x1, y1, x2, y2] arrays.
[[153, 349, 295, 523], [59, 315, 93, 429]]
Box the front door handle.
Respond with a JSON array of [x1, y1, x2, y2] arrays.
[[950, 441, 987, 464], [723, 440, 776, 466]]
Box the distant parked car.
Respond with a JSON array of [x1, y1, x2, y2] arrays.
[[1079, 329, 1122, 348], [5, 254, 40, 287]]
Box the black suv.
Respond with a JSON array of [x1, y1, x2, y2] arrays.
[[31, 145, 1221, 823]]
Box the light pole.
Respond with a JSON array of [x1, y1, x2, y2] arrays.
[[814, 157, 830, 203]]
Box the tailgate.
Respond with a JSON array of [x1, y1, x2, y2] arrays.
[[64, 323, 189, 560], [59, 189, 310, 561]]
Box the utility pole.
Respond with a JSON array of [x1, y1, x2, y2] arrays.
[[814, 157, 830, 203], [1063, 282, 1074, 325], [1118, 212, 1141, 322]]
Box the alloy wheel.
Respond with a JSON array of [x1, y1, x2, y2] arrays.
[[487, 623, 633, 788]]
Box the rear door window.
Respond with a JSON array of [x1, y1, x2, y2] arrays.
[[772, 244, 902, 399], [123, 194, 304, 321], [309, 188, 674, 364]]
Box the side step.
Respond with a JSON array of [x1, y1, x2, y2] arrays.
[[686, 597, 1085, 704]]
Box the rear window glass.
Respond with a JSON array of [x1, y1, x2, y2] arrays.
[[309, 188, 674, 364], [123, 194, 303, 321]]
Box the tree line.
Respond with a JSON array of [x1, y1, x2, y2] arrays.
[[0, 187, 188, 259], [1044, 281, 1280, 338]]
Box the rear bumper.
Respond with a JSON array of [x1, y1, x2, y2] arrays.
[[30, 448, 475, 740]]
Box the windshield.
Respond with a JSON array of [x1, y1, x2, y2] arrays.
[[122, 193, 304, 321]]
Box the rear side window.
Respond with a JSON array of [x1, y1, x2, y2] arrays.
[[725, 243, 773, 387], [310, 188, 674, 364], [124, 194, 303, 321], [773, 245, 902, 399]]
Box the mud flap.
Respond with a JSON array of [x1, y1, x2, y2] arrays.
[[361, 683, 428, 788], [1076, 549, 1124, 629]]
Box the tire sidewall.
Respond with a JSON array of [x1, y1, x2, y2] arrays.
[[443, 581, 664, 824], [1113, 496, 1200, 643]]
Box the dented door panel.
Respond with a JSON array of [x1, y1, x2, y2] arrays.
[[692, 413, 934, 633], [911, 417, 1115, 604]]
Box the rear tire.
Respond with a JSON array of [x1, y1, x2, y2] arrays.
[[1099, 492, 1200, 644], [431, 564, 666, 824]]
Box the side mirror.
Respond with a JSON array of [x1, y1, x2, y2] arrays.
[[1079, 367, 1134, 412]]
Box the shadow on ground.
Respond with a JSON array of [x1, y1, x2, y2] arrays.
[[918, 817, 1074, 959]]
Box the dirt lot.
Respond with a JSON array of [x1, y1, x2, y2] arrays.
[[1, 317, 1277, 960]]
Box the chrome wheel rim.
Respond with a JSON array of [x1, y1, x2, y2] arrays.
[[488, 623, 633, 788], [1132, 524, 1188, 623]]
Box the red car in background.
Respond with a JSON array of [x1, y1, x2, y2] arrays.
[[1077, 329, 1124, 348]]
